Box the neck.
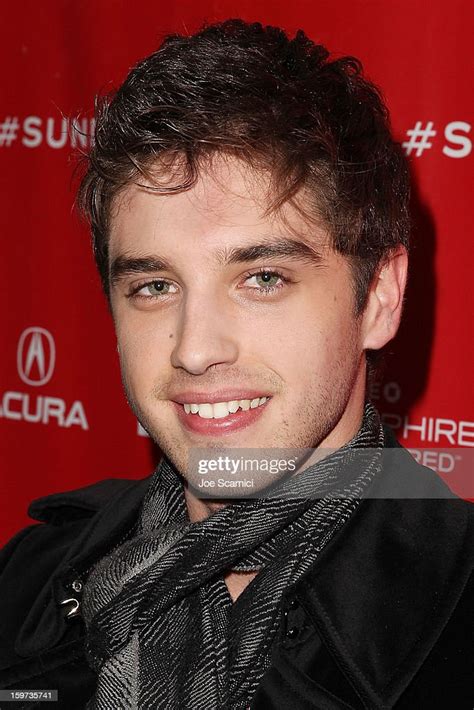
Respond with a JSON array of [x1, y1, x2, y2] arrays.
[[184, 485, 228, 522]]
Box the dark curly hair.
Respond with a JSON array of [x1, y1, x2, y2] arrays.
[[77, 18, 410, 325]]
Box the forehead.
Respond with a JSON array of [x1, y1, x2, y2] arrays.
[[108, 154, 332, 258]]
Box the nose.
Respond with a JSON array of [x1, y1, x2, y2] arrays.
[[170, 291, 239, 375]]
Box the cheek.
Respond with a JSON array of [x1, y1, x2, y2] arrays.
[[116, 319, 173, 387], [261, 311, 359, 399]]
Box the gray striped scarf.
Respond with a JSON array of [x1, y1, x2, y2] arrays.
[[82, 401, 384, 709]]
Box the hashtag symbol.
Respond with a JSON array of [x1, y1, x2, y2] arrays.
[[0, 117, 20, 147], [402, 121, 437, 157]]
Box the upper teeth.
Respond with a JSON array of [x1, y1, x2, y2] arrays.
[[183, 398, 268, 419]]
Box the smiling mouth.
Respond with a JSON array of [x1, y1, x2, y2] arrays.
[[181, 397, 269, 420]]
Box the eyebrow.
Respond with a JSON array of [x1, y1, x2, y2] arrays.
[[109, 238, 324, 287]]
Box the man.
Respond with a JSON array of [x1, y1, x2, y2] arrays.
[[0, 19, 472, 710]]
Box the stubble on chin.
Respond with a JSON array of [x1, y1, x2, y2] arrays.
[[118, 333, 361, 481]]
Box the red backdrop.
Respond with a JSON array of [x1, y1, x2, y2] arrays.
[[1, 0, 472, 545]]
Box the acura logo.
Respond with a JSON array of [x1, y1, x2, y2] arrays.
[[17, 327, 56, 387]]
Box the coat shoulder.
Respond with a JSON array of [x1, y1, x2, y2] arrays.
[[27, 477, 141, 524], [0, 477, 141, 590], [0, 476, 150, 675]]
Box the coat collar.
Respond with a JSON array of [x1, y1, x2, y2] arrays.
[[15, 475, 152, 658], [295, 431, 474, 709]]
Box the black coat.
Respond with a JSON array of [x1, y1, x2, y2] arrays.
[[1, 428, 473, 709]]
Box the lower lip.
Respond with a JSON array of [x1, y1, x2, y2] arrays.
[[172, 400, 271, 435]]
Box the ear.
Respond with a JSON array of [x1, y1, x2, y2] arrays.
[[361, 245, 408, 351]]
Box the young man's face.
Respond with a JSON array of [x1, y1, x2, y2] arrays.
[[108, 156, 372, 482]]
